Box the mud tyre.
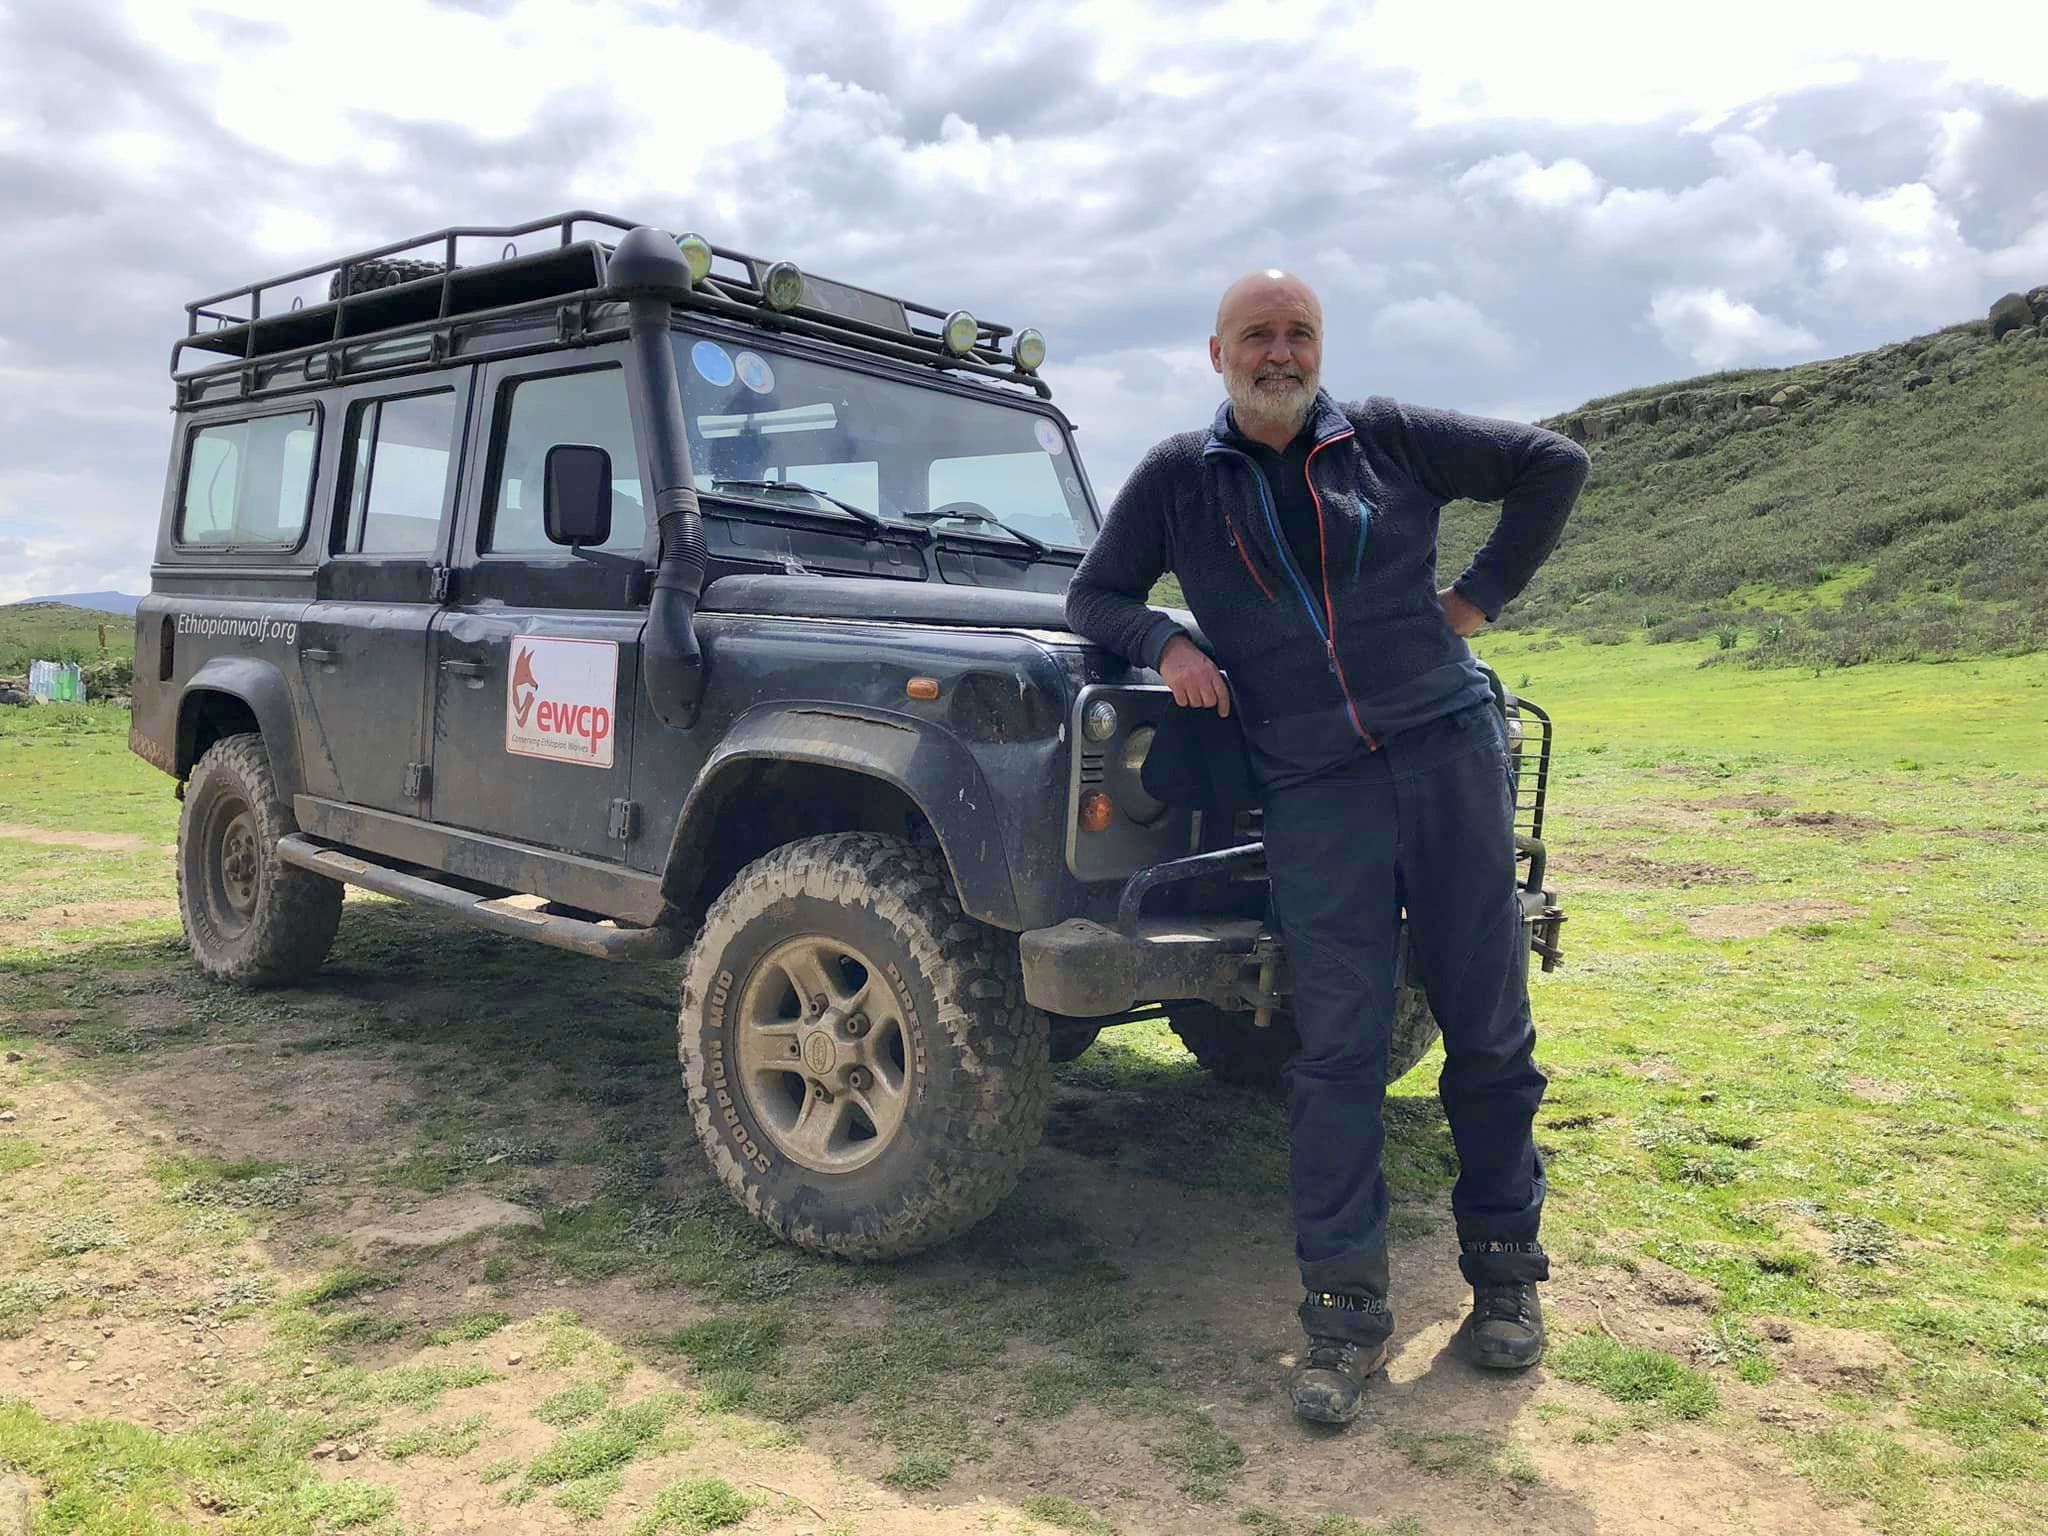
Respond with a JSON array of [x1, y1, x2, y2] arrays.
[[177, 734, 342, 987], [1169, 987, 1442, 1091], [678, 832, 1052, 1260]]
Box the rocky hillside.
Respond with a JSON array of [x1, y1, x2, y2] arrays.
[[1439, 285, 2048, 668]]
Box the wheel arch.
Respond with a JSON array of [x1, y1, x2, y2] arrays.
[[175, 658, 306, 803], [660, 705, 1020, 932]]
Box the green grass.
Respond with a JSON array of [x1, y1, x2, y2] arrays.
[[1, 651, 2045, 1534], [882, 1449, 954, 1489], [1550, 1336, 1719, 1420], [1438, 323, 2048, 666], [629, 1476, 757, 1535], [1020, 1494, 1118, 1534], [0, 602, 133, 674], [536, 1381, 611, 1426], [0, 1396, 398, 1535]]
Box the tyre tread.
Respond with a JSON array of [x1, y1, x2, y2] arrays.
[[678, 832, 1051, 1260]]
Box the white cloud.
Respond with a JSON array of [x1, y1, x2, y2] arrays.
[[1370, 293, 1517, 368], [1458, 152, 1603, 211], [1648, 287, 1822, 368]]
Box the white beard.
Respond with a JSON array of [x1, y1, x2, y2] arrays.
[[1224, 362, 1318, 438]]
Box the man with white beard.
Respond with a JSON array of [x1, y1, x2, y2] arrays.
[[1066, 270, 1590, 1426]]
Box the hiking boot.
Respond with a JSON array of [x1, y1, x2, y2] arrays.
[[1290, 1291, 1391, 1424], [1456, 1281, 1545, 1369]]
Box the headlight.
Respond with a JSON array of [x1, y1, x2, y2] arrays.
[[943, 310, 980, 356], [762, 261, 804, 311], [1114, 723, 1164, 826], [1506, 713, 1524, 750], [674, 233, 713, 285], [1083, 699, 1119, 742]]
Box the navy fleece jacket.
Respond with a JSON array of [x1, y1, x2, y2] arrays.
[[1065, 390, 1588, 742]]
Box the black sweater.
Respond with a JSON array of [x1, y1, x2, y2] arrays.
[[1065, 391, 1588, 742]]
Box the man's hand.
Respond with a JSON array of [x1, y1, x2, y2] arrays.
[[1438, 586, 1487, 638], [1158, 634, 1231, 716]]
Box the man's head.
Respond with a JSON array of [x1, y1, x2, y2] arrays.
[[1211, 269, 1323, 443]]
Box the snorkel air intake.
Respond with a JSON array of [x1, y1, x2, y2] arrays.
[[608, 226, 707, 728]]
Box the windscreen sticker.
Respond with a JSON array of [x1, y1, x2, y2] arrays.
[[690, 340, 736, 388], [735, 350, 775, 393], [506, 636, 618, 769], [1034, 419, 1064, 456]]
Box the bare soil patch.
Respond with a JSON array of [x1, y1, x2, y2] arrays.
[[1780, 809, 1889, 836], [0, 899, 176, 946], [1702, 793, 1796, 810], [0, 821, 153, 852], [1685, 899, 1865, 940], [1558, 850, 1751, 889]]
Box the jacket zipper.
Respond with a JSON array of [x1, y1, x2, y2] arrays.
[[1305, 430, 1377, 749], [1222, 510, 1275, 600]]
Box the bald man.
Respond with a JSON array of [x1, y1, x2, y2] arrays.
[[1067, 271, 1589, 1425]]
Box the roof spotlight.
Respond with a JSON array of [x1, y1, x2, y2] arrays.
[[942, 310, 980, 357], [1014, 328, 1047, 372], [674, 233, 713, 285], [762, 261, 804, 312]]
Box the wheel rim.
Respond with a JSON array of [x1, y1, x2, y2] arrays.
[[733, 933, 910, 1174], [202, 795, 260, 937]]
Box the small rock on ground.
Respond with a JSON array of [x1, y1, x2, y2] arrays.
[[1, 1473, 30, 1536]]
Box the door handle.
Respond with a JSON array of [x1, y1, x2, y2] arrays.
[[302, 648, 338, 665], [440, 659, 487, 678]]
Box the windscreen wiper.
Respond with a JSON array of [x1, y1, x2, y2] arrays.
[[708, 478, 928, 541], [906, 507, 1049, 558]]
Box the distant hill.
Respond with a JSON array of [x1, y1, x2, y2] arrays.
[[11, 590, 140, 615], [1438, 290, 2048, 668], [0, 602, 135, 675]]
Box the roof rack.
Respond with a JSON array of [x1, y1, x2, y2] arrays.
[[173, 210, 1052, 400]]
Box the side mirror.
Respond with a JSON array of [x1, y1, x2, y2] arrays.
[[543, 444, 613, 547]]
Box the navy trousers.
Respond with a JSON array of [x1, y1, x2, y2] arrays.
[[1255, 701, 1548, 1334]]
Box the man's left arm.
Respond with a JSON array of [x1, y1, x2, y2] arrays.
[[1385, 403, 1591, 634]]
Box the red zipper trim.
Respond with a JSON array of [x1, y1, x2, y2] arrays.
[[1306, 430, 1378, 750], [1225, 511, 1275, 600]]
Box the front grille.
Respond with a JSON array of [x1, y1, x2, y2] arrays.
[[1080, 750, 1106, 787]]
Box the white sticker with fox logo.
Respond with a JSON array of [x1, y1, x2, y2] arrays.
[[505, 636, 618, 768]]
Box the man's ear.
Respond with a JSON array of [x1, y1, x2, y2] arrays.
[[1209, 335, 1223, 373]]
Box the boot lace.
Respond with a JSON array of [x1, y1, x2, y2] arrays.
[[1305, 1338, 1363, 1373], [1476, 1282, 1534, 1327]]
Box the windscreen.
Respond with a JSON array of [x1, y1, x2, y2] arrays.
[[673, 333, 1095, 550]]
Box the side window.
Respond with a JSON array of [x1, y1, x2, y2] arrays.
[[335, 391, 458, 556], [177, 410, 318, 546], [488, 367, 644, 555]]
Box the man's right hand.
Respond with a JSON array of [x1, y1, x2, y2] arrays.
[[1158, 634, 1231, 716]]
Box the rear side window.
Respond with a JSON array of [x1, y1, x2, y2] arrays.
[[336, 390, 458, 556], [487, 367, 645, 555], [177, 410, 318, 546]]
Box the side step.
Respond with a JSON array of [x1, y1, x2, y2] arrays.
[[276, 835, 682, 962]]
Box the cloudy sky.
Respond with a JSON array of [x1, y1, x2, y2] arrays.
[[2, 0, 2044, 602]]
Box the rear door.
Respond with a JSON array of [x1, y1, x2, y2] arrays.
[[299, 373, 473, 815], [427, 350, 647, 861]]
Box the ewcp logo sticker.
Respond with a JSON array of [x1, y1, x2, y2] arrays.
[[504, 636, 618, 768]]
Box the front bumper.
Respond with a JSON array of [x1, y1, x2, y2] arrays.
[[1018, 842, 1565, 1019]]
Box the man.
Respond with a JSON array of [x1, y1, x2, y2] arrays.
[[1066, 270, 1589, 1426]]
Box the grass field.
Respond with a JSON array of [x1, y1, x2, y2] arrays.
[[1, 634, 2044, 1534], [0, 603, 134, 677]]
